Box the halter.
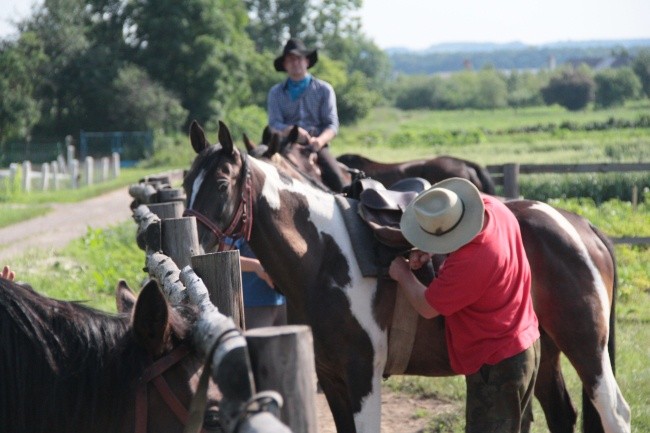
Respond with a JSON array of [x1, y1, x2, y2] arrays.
[[184, 153, 254, 252], [135, 345, 208, 433]]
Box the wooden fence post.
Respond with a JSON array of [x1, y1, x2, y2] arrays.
[[41, 162, 50, 190], [101, 157, 109, 182], [147, 202, 185, 219], [22, 161, 32, 192], [246, 325, 318, 433], [191, 251, 245, 330], [160, 217, 200, 269], [70, 159, 79, 189], [85, 156, 94, 186], [111, 152, 120, 178], [503, 163, 520, 199]]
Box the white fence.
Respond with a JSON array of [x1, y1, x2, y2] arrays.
[[0, 146, 121, 192]]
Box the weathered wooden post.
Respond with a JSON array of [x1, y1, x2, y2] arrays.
[[70, 159, 80, 189], [85, 156, 94, 186], [245, 325, 318, 433], [101, 156, 110, 182], [503, 162, 520, 199], [22, 161, 32, 192], [191, 251, 246, 330], [147, 201, 185, 219], [161, 217, 201, 269], [111, 152, 120, 178], [41, 162, 50, 191]]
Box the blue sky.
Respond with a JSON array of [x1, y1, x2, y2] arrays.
[[2, 0, 649, 49]]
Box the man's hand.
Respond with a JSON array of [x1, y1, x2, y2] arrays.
[[388, 256, 412, 282], [408, 250, 431, 270]]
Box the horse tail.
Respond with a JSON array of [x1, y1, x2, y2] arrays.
[[464, 160, 496, 195], [584, 222, 618, 433]]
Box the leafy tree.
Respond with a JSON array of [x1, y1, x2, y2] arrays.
[[392, 75, 443, 110], [506, 70, 546, 108], [244, 0, 308, 51], [632, 49, 650, 98], [594, 68, 641, 108], [473, 68, 508, 109], [18, 0, 93, 137], [126, 0, 254, 126], [0, 34, 45, 144], [336, 71, 378, 124], [541, 67, 595, 111], [107, 64, 187, 132]]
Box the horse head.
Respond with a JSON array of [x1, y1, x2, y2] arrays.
[[184, 120, 254, 252]]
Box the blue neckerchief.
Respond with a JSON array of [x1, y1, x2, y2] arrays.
[[287, 75, 312, 101]]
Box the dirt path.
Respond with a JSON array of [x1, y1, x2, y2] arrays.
[[0, 184, 458, 432], [315, 388, 457, 433], [0, 187, 133, 262]]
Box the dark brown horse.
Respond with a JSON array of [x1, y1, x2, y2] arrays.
[[0, 277, 224, 433], [185, 121, 630, 433], [337, 152, 497, 194]]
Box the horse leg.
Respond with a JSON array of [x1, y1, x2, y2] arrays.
[[318, 371, 357, 433], [577, 346, 630, 433], [534, 332, 577, 433]]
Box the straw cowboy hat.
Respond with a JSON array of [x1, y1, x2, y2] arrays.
[[400, 177, 485, 254], [274, 38, 318, 72]]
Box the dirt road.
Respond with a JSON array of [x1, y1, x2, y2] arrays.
[[0, 187, 133, 263]]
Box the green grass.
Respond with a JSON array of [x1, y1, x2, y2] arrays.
[[335, 102, 650, 165]]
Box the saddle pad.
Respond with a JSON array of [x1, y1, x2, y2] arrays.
[[334, 195, 379, 277]]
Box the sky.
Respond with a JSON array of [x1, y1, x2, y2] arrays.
[[1, 0, 649, 49]]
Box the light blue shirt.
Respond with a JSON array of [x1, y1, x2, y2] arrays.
[[267, 76, 339, 136]]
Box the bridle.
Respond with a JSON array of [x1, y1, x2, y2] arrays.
[[135, 345, 208, 433], [184, 153, 254, 252]]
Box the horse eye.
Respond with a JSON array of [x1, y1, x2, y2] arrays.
[[203, 409, 223, 432], [216, 179, 229, 191]]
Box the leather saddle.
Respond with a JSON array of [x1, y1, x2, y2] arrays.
[[352, 177, 431, 249]]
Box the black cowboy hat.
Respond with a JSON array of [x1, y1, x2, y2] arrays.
[[273, 38, 318, 72]]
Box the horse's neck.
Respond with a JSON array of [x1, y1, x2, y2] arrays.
[[249, 158, 342, 297]]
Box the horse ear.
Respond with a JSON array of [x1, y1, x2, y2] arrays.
[[262, 125, 272, 144], [243, 133, 256, 154], [133, 279, 171, 357], [263, 133, 280, 158], [288, 125, 299, 144], [189, 120, 210, 154], [218, 120, 234, 155], [116, 279, 136, 314]]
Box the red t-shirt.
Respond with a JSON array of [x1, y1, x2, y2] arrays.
[[424, 194, 539, 375]]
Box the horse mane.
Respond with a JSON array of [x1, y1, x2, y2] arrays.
[[0, 279, 193, 433]]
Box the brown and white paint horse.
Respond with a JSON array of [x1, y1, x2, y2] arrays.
[[184, 121, 630, 433]]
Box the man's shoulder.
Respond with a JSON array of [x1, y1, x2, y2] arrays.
[[310, 76, 334, 90], [269, 80, 288, 94]]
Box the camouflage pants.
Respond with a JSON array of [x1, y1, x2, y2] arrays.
[[465, 339, 540, 433]]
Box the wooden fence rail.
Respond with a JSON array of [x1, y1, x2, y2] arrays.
[[487, 162, 650, 245]]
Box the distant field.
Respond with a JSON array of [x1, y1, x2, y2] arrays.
[[336, 101, 650, 165]]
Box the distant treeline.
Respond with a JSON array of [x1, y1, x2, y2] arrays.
[[389, 43, 650, 74]]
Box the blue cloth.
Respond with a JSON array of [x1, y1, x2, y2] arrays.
[[267, 75, 339, 137], [232, 238, 285, 307], [287, 75, 312, 101]]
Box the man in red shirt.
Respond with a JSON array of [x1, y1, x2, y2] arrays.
[[389, 177, 540, 433]]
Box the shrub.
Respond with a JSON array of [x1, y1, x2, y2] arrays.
[[541, 68, 595, 111], [594, 68, 642, 108]]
